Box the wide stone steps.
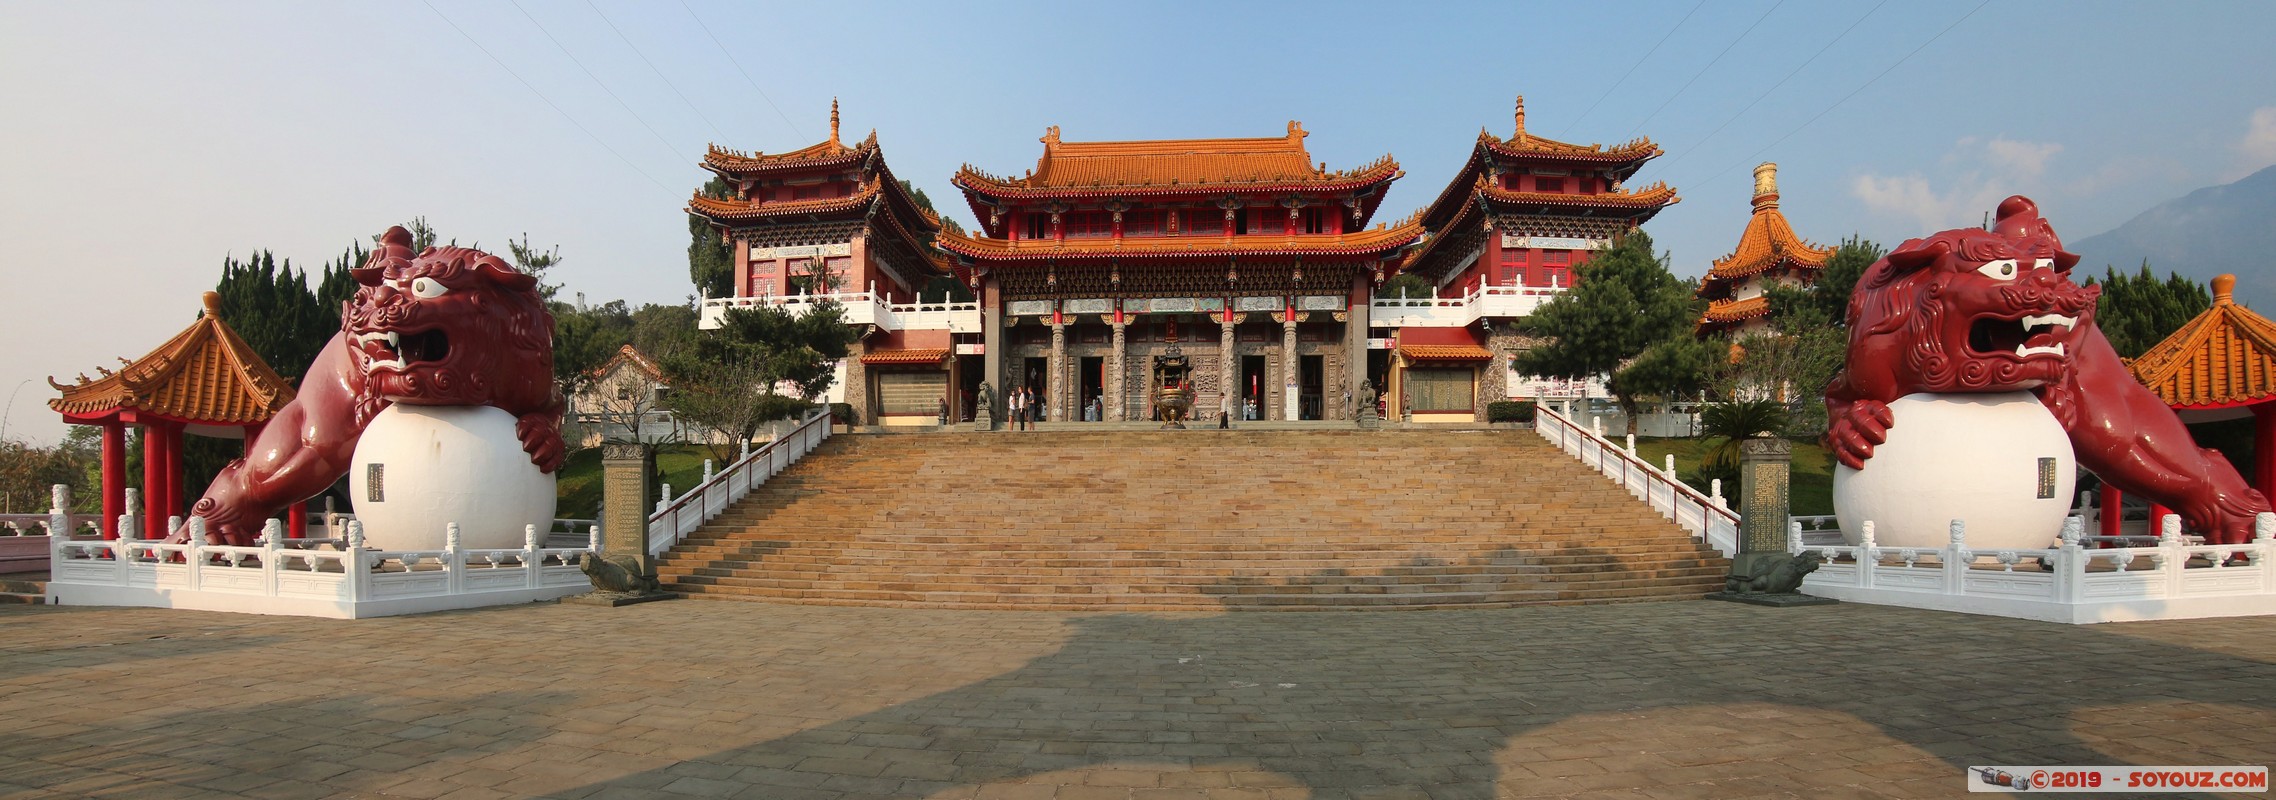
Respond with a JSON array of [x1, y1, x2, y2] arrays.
[[655, 431, 1728, 610]]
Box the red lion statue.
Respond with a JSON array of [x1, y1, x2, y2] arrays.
[[1825, 196, 2268, 544], [181, 227, 563, 546]]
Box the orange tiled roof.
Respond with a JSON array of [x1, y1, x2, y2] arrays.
[[937, 209, 1425, 262], [1478, 180, 1681, 210], [702, 101, 875, 173], [688, 184, 883, 221], [1481, 96, 1662, 164], [592, 344, 664, 381], [1700, 164, 1830, 297], [953, 121, 1401, 199], [2129, 274, 2276, 408], [1695, 296, 1773, 336], [859, 348, 951, 365], [1398, 344, 1495, 362], [49, 292, 295, 425]]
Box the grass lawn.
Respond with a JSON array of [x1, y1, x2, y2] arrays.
[[1631, 436, 1834, 517], [555, 444, 730, 520]]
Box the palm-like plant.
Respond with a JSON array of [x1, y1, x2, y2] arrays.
[[1697, 399, 1791, 478]]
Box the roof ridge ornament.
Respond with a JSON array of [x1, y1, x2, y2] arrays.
[[1287, 120, 1307, 141], [829, 97, 840, 145], [1752, 162, 1780, 211], [1513, 94, 1527, 140]]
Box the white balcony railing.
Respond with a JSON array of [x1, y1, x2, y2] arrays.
[[700, 291, 980, 333], [1370, 285, 1564, 328]]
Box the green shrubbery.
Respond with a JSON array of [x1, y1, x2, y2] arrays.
[[1485, 400, 1537, 424]]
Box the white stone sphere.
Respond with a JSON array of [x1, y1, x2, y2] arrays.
[[348, 405, 556, 552], [1833, 392, 2074, 551]]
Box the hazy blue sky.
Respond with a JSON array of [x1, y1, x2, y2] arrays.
[[4, 0, 2274, 444]]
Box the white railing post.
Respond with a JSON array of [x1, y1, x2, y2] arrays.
[[183, 517, 206, 591], [1856, 520, 1878, 588], [2255, 513, 2276, 591], [445, 522, 464, 595], [48, 484, 70, 565], [2159, 514, 2186, 596], [1946, 519, 1970, 595], [587, 523, 601, 555], [524, 524, 542, 586], [261, 519, 284, 596], [1709, 479, 1723, 508], [2057, 516, 2084, 604], [702, 460, 714, 485], [1787, 519, 1805, 555]]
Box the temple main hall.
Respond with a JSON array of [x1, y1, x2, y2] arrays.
[[691, 99, 1679, 426]]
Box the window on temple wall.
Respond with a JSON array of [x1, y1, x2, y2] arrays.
[[1534, 177, 1565, 193], [1499, 250, 1526, 285], [1405, 368, 1474, 412], [1302, 208, 1324, 234], [1065, 212, 1112, 238], [1186, 211, 1222, 236], [1233, 209, 1251, 235], [1025, 213, 1049, 240], [1542, 266, 1570, 288], [793, 185, 821, 201], [1543, 250, 1570, 265], [824, 257, 852, 291], [1123, 211, 1162, 237]]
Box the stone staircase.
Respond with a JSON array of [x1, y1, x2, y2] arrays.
[[656, 431, 1729, 610], [0, 574, 47, 605]]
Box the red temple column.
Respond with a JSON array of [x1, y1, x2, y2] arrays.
[[100, 421, 125, 539], [289, 501, 308, 539], [141, 423, 164, 539], [2098, 482, 2123, 542], [2255, 404, 2276, 511], [164, 424, 184, 531]]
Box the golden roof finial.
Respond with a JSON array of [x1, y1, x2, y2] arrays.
[[1751, 162, 1780, 211], [202, 291, 222, 319], [1513, 95, 1527, 140], [829, 97, 840, 145], [2214, 273, 2237, 306]]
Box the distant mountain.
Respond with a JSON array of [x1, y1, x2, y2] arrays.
[[2068, 164, 2276, 311]]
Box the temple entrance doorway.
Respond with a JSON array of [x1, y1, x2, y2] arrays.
[[1300, 355, 1324, 420], [1239, 355, 1265, 421], [956, 354, 982, 422], [1022, 357, 1049, 420], [1078, 356, 1104, 421], [1366, 350, 1391, 417]]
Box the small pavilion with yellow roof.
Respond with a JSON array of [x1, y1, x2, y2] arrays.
[[2112, 273, 2276, 531], [1694, 162, 1832, 337], [49, 292, 295, 540]]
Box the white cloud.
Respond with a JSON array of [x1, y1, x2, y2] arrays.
[[1851, 137, 2065, 230], [1984, 138, 2063, 178], [2239, 107, 2276, 171]]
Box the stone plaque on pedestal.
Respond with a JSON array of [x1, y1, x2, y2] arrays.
[[566, 441, 674, 606], [1710, 436, 1833, 606]]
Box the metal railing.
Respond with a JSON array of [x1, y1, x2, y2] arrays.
[[646, 409, 833, 557], [1534, 403, 1739, 557]]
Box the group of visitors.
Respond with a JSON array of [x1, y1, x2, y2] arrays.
[[1007, 385, 1038, 431]]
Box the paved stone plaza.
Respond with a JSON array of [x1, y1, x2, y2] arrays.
[[2, 600, 2272, 799]]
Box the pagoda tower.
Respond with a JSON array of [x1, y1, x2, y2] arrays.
[[942, 122, 1422, 424], [689, 101, 968, 426], [1694, 162, 1832, 337], [1393, 96, 1680, 419]]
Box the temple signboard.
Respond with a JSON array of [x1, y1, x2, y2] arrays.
[[748, 243, 852, 260], [1500, 235, 1607, 251]]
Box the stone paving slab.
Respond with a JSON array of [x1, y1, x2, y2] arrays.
[[1, 600, 2273, 798]]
